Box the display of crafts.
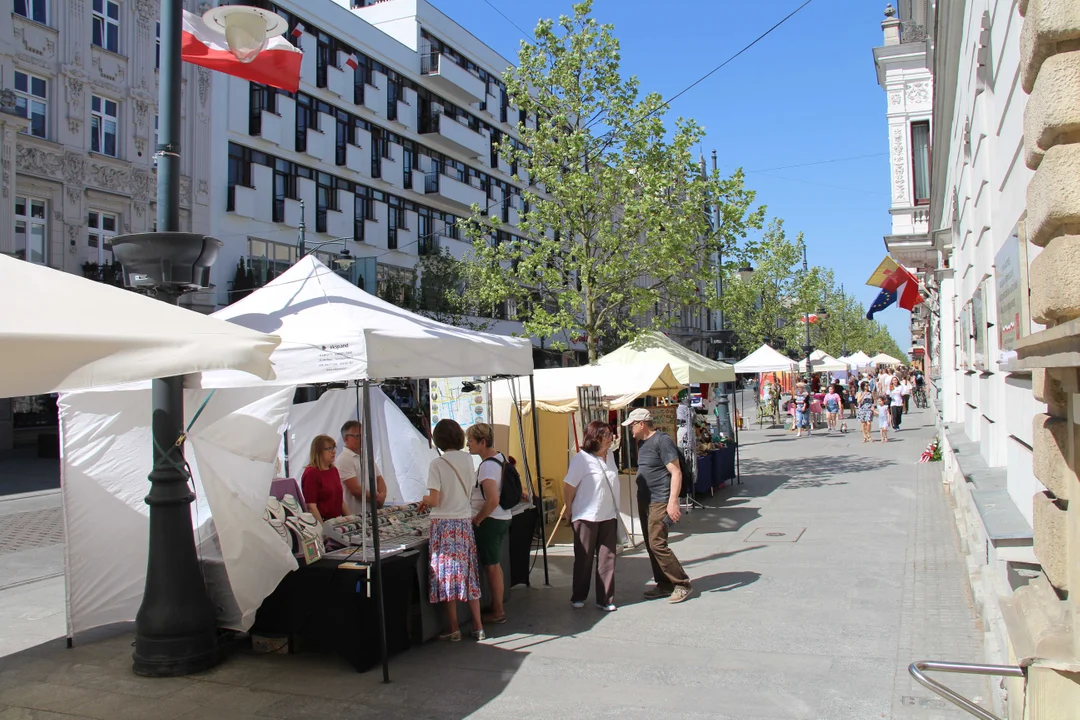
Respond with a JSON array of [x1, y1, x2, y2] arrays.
[[264, 495, 325, 556], [323, 502, 431, 551]]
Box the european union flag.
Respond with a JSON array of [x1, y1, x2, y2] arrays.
[[866, 287, 897, 320]]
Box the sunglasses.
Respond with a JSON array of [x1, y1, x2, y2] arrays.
[[323, 445, 337, 452]]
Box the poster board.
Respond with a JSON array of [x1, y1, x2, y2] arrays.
[[972, 282, 988, 372], [429, 376, 489, 432], [650, 405, 678, 442], [994, 221, 1031, 358]]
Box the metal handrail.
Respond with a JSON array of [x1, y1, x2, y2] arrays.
[[908, 661, 1024, 720]]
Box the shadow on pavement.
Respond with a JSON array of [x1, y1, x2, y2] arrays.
[[694, 570, 761, 594]]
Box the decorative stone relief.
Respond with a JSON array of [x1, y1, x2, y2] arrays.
[[888, 90, 903, 108], [53, 210, 62, 222], [67, 224, 81, 253], [890, 125, 907, 203], [66, 186, 83, 205], [133, 100, 150, 130], [136, 0, 156, 19], [89, 163, 128, 192], [135, 138, 147, 155], [134, 201, 147, 217], [132, 170, 156, 201], [13, 24, 57, 68], [905, 82, 930, 107], [68, 118, 81, 135], [198, 179, 209, 196], [63, 152, 85, 183], [15, 144, 64, 176], [179, 176, 191, 209], [197, 69, 211, 108], [92, 53, 127, 85], [66, 76, 86, 115]]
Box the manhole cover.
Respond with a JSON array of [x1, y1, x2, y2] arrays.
[[745, 527, 805, 543]]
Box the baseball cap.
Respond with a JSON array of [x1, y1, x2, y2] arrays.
[[621, 408, 653, 426]]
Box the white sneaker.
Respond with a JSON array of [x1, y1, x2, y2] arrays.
[[596, 603, 617, 612], [571, 600, 585, 609]]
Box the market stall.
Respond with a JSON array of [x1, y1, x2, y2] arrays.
[[59, 256, 535, 678], [733, 344, 798, 427], [491, 362, 681, 545], [870, 352, 903, 366], [843, 351, 873, 370]]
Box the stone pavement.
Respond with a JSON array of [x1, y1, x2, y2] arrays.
[[0, 405, 993, 719]]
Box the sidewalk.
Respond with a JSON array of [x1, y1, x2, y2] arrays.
[[0, 406, 991, 719]]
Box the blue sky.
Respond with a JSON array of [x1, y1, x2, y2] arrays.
[[429, 0, 908, 351]]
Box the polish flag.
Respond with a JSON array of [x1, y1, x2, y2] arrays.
[[344, 54, 359, 70], [291, 23, 305, 38], [181, 10, 302, 93]]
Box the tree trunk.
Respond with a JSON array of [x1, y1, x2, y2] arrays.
[[584, 290, 598, 364]]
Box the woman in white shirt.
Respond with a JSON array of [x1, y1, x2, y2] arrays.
[[421, 420, 484, 642], [563, 420, 621, 611], [888, 377, 905, 431]]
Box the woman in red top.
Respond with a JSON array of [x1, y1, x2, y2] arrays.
[[301, 435, 345, 522]]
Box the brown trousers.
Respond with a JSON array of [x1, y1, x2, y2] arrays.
[[638, 498, 691, 591], [571, 519, 617, 605]]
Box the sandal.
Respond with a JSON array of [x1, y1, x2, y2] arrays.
[[483, 614, 507, 625], [438, 630, 462, 642]]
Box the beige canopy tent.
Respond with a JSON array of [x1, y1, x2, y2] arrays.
[[491, 362, 682, 547], [596, 331, 736, 384], [870, 352, 904, 366], [797, 350, 849, 373]]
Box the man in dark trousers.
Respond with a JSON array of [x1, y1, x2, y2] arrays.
[[623, 408, 693, 603]]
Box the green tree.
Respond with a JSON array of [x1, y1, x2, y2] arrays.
[[462, 1, 763, 362], [377, 252, 490, 331]]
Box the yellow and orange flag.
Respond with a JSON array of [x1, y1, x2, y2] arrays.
[[866, 256, 903, 289]]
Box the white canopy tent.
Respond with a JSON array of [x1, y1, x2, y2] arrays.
[[596, 331, 735, 384], [733, 344, 798, 374], [798, 350, 849, 373], [59, 256, 536, 655], [0, 254, 279, 397], [870, 352, 904, 366], [845, 351, 873, 368], [204, 255, 533, 385]]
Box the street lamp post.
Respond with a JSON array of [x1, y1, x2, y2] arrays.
[[840, 283, 848, 357], [109, 1, 286, 677], [802, 245, 813, 381]]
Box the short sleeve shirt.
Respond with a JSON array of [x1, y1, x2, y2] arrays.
[[334, 446, 381, 517], [471, 453, 513, 520], [635, 432, 680, 503], [301, 466, 344, 521], [564, 449, 619, 522], [426, 450, 474, 520]]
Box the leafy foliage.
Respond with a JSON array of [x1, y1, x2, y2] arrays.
[[461, 0, 763, 361]]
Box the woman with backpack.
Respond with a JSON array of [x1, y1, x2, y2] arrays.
[[563, 420, 621, 612], [466, 423, 514, 626]]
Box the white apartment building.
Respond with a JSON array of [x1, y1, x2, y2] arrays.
[[205, 0, 539, 332]]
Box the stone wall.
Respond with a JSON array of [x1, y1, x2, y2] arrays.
[[1014, 0, 1080, 713]]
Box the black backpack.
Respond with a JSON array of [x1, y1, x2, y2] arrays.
[[479, 455, 524, 510]]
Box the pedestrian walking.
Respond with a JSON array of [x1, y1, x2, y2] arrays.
[[622, 408, 692, 604], [824, 384, 842, 433], [794, 382, 812, 438], [856, 381, 875, 442], [563, 420, 620, 612], [877, 396, 891, 442], [888, 378, 904, 430], [901, 375, 912, 414]]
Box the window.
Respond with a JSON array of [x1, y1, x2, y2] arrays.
[[91, 95, 118, 156], [14, 196, 47, 264], [354, 192, 372, 242], [335, 117, 349, 166], [386, 79, 399, 122], [14, 72, 47, 139], [402, 148, 413, 190], [272, 158, 295, 222], [370, 128, 382, 178], [249, 83, 277, 136], [295, 95, 314, 153], [387, 206, 399, 250], [155, 22, 160, 69], [87, 210, 118, 264], [14, 0, 47, 24], [911, 121, 931, 205], [316, 172, 335, 233], [316, 32, 331, 88], [227, 144, 253, 211], [92, 0, 120, 54]]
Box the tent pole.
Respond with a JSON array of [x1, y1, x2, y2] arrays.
[[733, 389, 742, 485], [363, 380, 390, 683], [528, 374, 549, 585]]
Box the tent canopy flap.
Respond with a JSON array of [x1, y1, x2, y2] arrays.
[[0, 254, 280, 397], [733, 344, 798, 374], [492, 362, 680, 415]]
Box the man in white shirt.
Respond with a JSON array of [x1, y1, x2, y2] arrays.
[[335, 420, 387, 515]]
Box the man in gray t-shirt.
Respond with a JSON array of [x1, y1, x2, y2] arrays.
[[623, 408, 692, 603]]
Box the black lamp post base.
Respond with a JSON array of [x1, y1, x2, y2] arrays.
[[133, 634, 220, 677]]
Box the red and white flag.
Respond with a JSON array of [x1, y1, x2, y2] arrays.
[[181, 10, 302, 93], [344, 54, 359, 70], [291, 22, 305, 38]]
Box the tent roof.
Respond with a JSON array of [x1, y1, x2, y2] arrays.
[[798, 350, 848, 372], [733, 344, 798, 374], [492, 362, 681, 414], [870, 352, 903, 366], [596, 331, 735, 384], [0, 254, 280, 397], [207, 256, 533, 384], [844, 351, 872, 367]]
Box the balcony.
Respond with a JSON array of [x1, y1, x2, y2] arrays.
[[326, 63, 352, 100], [420, 52, 485, 104], [419, 113, 487, 159], [422, 172, 486, 211]]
